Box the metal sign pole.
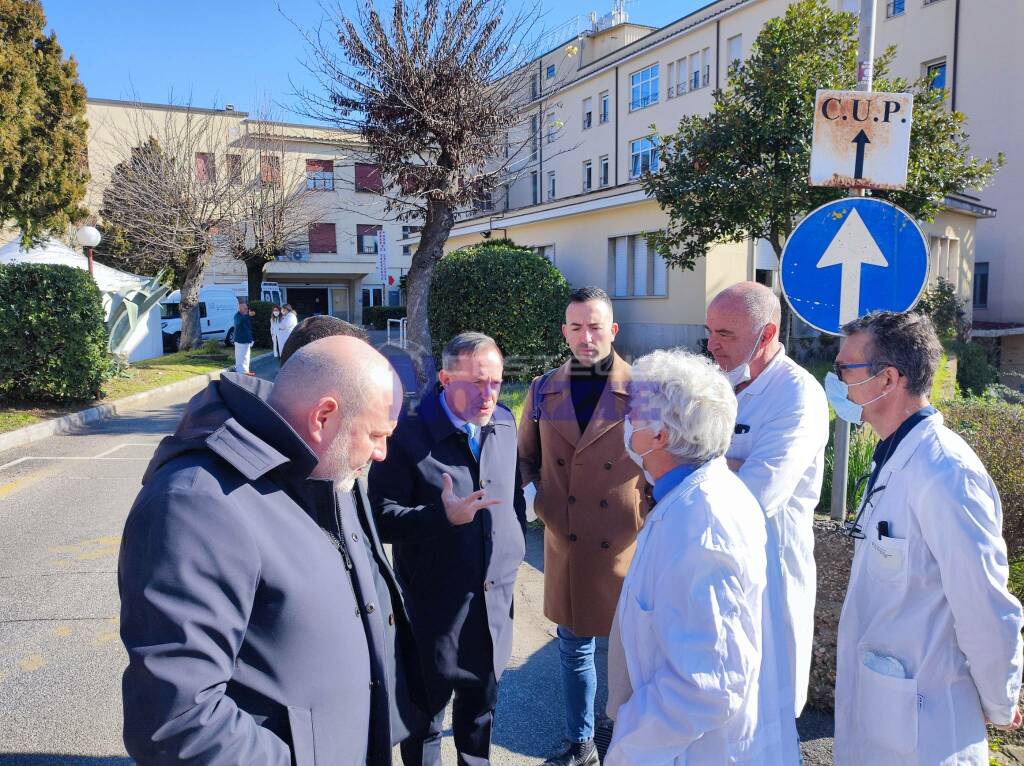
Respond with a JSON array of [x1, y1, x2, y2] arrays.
[[830, 0, 877, 522]]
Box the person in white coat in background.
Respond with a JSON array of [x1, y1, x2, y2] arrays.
[[275, 303, 298, 364], [831, 311, 1023, 765], [604, 349, 800, 766], [705, 282, 829, 717]]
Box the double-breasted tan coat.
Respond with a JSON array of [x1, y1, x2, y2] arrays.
[[518, 352, 647, 637]]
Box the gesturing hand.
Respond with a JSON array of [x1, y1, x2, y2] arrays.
[[441, 472, 501, 526]]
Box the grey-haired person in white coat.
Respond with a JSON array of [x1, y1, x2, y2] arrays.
[[605, 349, 800, 766]]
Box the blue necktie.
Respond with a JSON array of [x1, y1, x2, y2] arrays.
[[464, 423, 481, 460]]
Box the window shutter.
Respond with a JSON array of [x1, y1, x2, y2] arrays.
[[614, 237, 628, 297], [308, 223, 337, 253], [355, 163, 383, 193], [633, 235, 648, 296]]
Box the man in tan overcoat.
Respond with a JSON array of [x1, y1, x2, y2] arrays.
[[518, 286, 646, 766]]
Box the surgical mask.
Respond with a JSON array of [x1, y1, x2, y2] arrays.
[[623, 416, 656, 485], [273, 311, 280, 316], [824, 371, 890, 425], [723, 324, 768, 389]]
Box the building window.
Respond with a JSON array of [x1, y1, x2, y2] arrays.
[[599, 91, 610, 123], [727, 34, 742, 66], [690, 53, 701, 90], [630, 64, 659, 111], [547, 171, 556, 201], [260, 155, 281, 186], [402, 244, 412, 257], [583, 97, 593, 130], [887, 0, 905, 17], [582, 160, 592, 192], [630, 137, 659, 178], [354, 162, 383, 193], [530, 114, 539, 161], [226, 153, 242, 184], [974, 262, 989, 309], [599, 155, 609, 187], [926, 59, 947, 90], [610, 234, 668, 297], [546, 64, 555, 79], [305, 159, 335, 191], [532, 245, 555, 263], [401, 225, 421, 238], [308, 222, 337, 254], [531, 73, 540, 99], [546, 111, 557, 143], [195, 152, 215, 183], [702, 48, 711, 87], [357, 224, 381, 255], [531, 171, 539, 205]]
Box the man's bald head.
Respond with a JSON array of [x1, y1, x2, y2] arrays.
[[708, 281, 781, 333], [268, 336, 403, 488]]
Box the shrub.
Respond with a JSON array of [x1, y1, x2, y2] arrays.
[[986, 384, 1024, 406], [0, 264, 109, 402], [942, 398, 1024, 560], [429, 243, 571, 381], [916, 277, 967, 340], [949, 340, 999, 397], [364, 306, 407, 330], [248, 301, 274, 349]]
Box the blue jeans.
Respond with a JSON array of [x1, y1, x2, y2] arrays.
[[557, 625, 597, 743]]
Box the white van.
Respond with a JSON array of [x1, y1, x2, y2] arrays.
[[160, 286, 240, 351]]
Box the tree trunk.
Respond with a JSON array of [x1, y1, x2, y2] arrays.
[[177, 248, 211, 350], [405, 197, 456, 390], [245, 258, 266, 303], [770, 234, 795, 346]]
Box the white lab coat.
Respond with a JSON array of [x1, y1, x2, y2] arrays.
[[834, 412, 1024, 765], [727, 347, 829, 716], [605, 458, 801, 766], [274, 311, 297, 356]]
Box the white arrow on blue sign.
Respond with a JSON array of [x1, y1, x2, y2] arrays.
[[780, 198, 928, 336]]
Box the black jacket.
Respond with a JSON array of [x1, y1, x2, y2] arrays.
[[119, 373, 421, 765], [368, 387, 526, 696]]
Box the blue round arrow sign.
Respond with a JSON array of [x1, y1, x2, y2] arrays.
[[780, 197, 928, 336]]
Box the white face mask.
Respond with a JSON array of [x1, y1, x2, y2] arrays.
[[623, 416, 657, 485], [723, 323, 768, 389]]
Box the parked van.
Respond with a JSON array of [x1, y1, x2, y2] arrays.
[[160, 287, 240, 351]]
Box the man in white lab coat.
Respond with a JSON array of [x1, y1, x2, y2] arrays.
[[830, 311, 1023, 764], [605, 349, 800, 766], [705, 282, 829, 716]]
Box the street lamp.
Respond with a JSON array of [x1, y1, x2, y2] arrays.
[[76, 226, 101, 275]]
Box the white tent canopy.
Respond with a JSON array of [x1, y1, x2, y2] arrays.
[[0, 238, 150, 293]]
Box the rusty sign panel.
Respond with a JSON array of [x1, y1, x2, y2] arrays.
[[809, 89, 913, 190]]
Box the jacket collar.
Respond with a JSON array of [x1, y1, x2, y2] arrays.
[[538, 350, 631, 452], [207, 373, 320, 481], [645, 457, 723, 524]]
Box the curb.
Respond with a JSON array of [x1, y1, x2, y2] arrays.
[[0, 352, 273, 454]]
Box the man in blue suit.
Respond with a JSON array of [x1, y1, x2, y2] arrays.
[[370, 332, 527, 766]]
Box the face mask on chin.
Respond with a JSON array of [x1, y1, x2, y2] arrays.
[[623, 416, 657, 485], [824, 370, 891, 425]]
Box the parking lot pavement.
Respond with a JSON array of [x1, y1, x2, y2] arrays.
[[0, 352, 835, 764]]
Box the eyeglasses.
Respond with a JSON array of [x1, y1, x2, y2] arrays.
[[833, 361, 874, 382], [842, 474, 887, 539]]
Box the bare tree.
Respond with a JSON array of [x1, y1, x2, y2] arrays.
[[96, 104, 243, 350], [226, 116, 333, 300], [296, 0, 565, 386]]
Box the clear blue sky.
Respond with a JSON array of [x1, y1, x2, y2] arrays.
[[43, 0, 708, 124]]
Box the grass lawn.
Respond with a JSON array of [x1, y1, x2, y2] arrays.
[[0, 343, 270, 435]]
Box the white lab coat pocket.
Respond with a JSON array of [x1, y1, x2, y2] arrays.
[[626, 594, 659, 687], [856, 659, 919, 755], [866, 533, 908, 585]]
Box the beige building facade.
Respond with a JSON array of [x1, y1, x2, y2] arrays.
[[420, 0, 1016, 362], [83, 98, 412, 325]]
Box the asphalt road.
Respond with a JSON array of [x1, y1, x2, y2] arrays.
[[0, 352, 835, 764]]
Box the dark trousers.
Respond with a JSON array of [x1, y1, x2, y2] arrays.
[[400, 672, 498, 766]]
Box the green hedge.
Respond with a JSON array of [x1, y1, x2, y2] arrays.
[[949, 340, 999, 396], [364, 306, 406, 330], [249, 301, 274, 349], [0, 264, 109, 402], [429, 243, 571, 381], [942, 398, 1024, 560]]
